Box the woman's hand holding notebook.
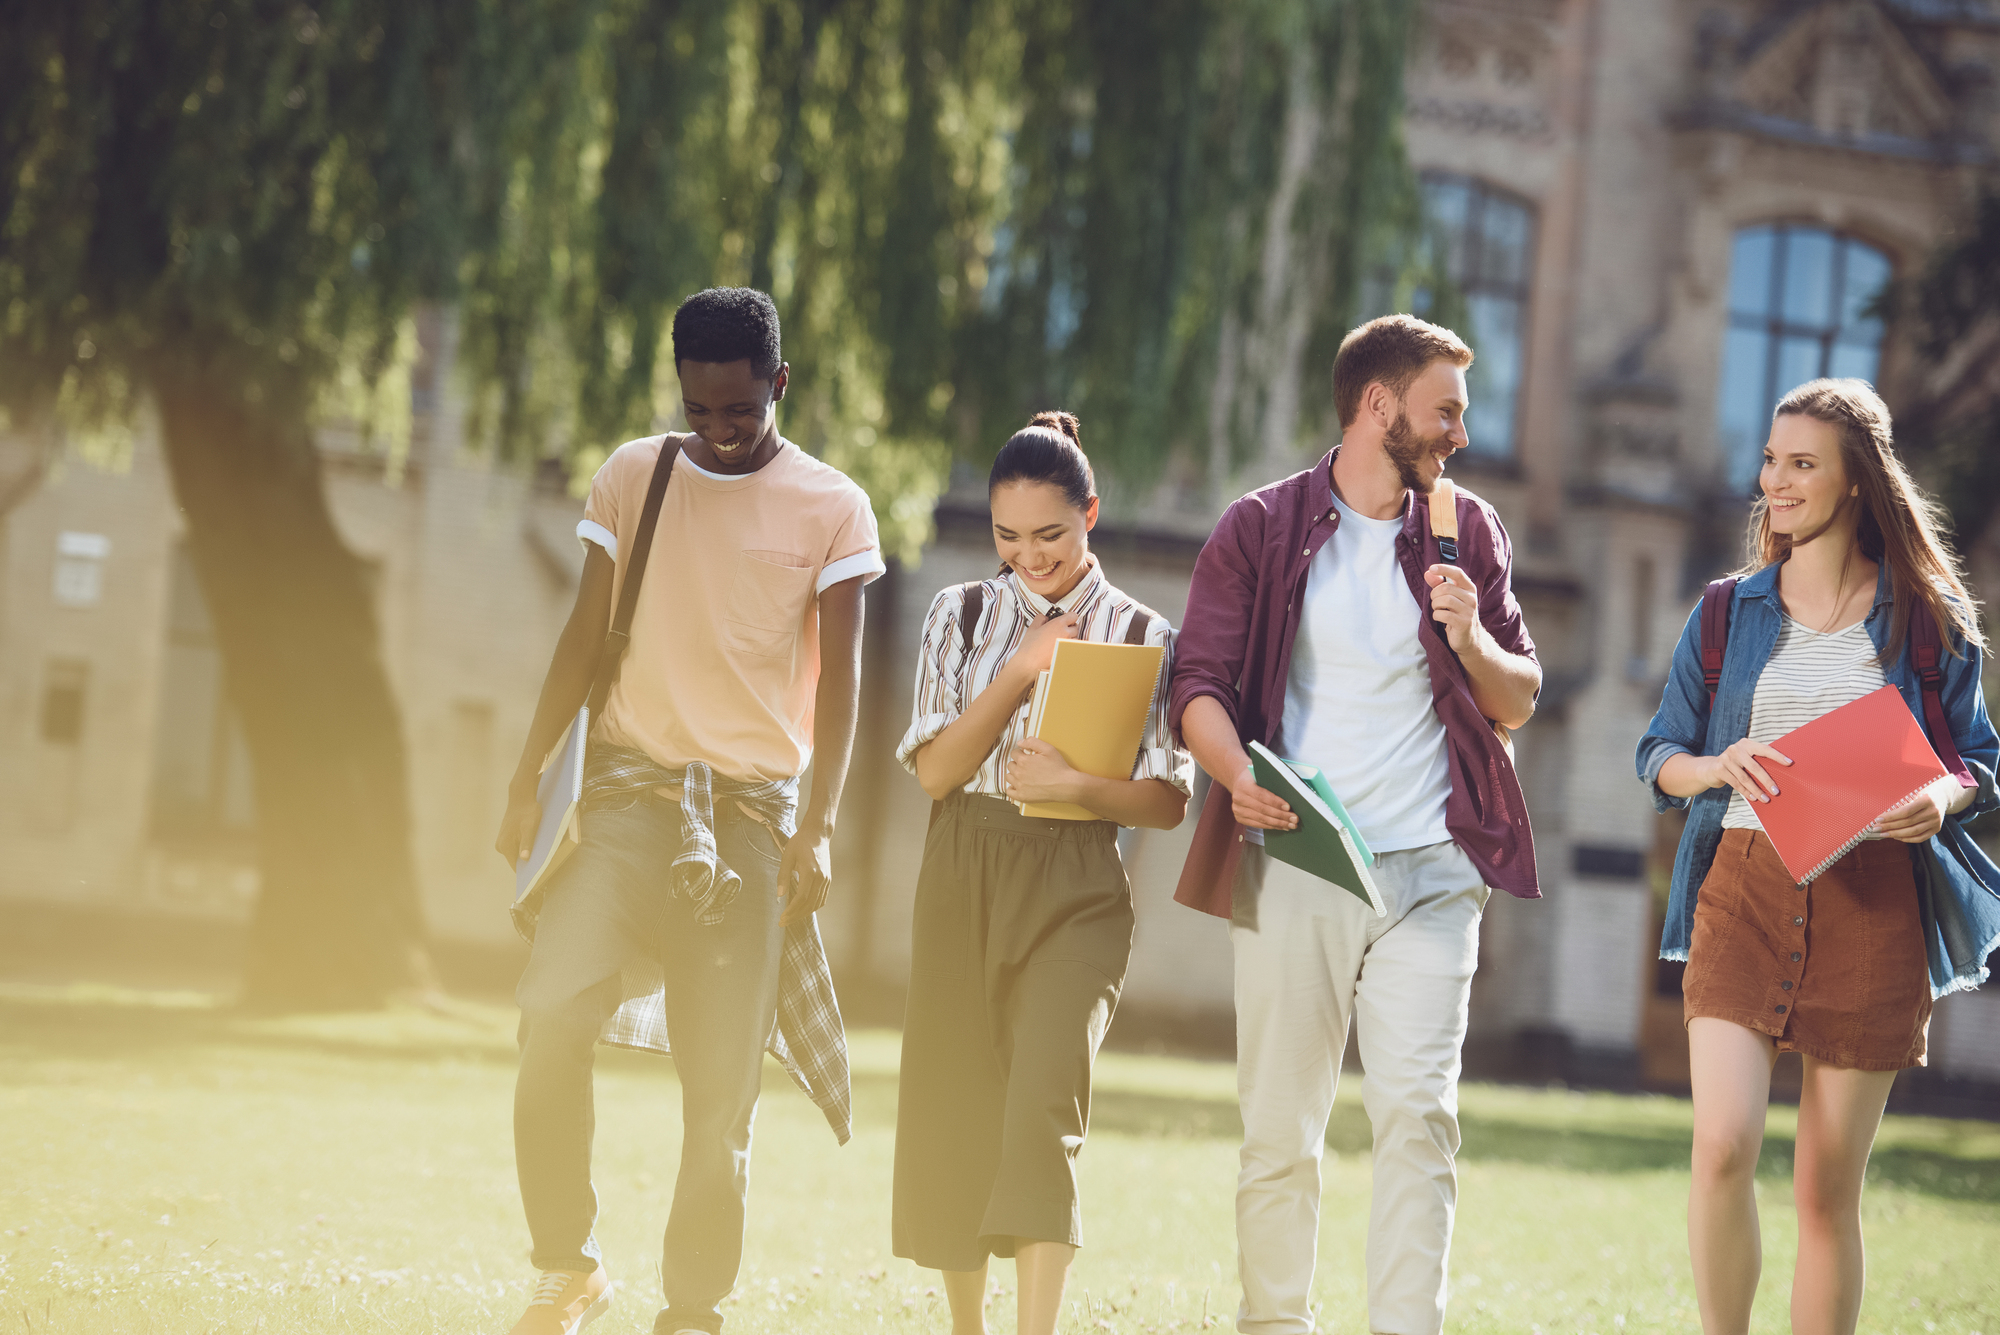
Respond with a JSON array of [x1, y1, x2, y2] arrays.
[[1751, 685, 1950, 883]]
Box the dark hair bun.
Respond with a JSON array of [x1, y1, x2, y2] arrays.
[[990, 409, 1094, 510], [1028, 410, 1081, 446]]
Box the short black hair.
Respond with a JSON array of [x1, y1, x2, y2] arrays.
[[672, 287, 783, 380]]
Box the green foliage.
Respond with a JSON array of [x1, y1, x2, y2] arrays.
[[0, 0, 557, 442], [1895, 186, 2000, 547], [2, 0, 1419, 560]]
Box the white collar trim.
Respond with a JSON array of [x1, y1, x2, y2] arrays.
[[1009, 556, 1104, 619]]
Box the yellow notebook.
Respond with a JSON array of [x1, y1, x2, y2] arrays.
[[1018, 638, 1167, 820]]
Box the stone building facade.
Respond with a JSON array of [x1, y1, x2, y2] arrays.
[[1383, 0, 2000, 1090], [2, 0, 1997, 1094]]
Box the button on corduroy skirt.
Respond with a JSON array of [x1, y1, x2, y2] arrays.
[[1685, 828, 1931, 1071], [892, 793, 1135, 1272]]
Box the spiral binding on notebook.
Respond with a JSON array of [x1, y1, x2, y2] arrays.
[[1790, 781, 1937, 884]]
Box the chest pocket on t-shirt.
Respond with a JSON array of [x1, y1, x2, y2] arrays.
[[726, 551, 816, 659]]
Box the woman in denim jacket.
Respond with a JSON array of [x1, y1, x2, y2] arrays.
[[1635, 379, 2000, 1335]]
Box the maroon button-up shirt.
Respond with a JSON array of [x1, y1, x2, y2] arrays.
[[1167, 451, 1541, 917]]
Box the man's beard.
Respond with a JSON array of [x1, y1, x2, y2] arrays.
[[1383, 409, 1447, 494]]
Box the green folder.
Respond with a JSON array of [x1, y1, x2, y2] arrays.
[[1249, 740, 1386, 917]]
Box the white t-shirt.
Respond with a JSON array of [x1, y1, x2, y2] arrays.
[[1274, 491, 1452, 853]]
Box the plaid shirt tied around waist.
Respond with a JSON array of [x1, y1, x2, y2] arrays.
[[513, 744, 852, 1145]]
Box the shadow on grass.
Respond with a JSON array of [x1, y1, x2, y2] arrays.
[[0, 995, 520, 1068], [9, 996, 1995, 1206], [855, 1073, 2000, 1205]]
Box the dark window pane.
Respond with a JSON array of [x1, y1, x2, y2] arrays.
[[40, 659, 88, 745], [1717, 226, 1890, 491], [1465, 291, 1523, 456], [1840, 241, 1891, 339], [1828, 340, 1880, 382], [1776, 333, 1825, 399], [1781, 227, 1836, 327], [1422, 177, 1473, 281], [1728, 227, 1778, 318], [1417, 175, 1534, 461], [1718, 324, 1772, 492], [1478, 195, 1534, 289]]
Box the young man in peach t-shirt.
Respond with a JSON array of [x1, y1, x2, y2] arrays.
[[495, 288, 883, 1335]]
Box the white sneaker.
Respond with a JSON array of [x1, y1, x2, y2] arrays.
[[506, 1267, 613, 1334]]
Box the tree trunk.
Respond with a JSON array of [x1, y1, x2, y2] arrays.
[[151, 354, 432, 1009]]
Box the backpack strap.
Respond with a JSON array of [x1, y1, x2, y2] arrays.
[[959, 580, 986, 657], [1699, 577, 1737, 713], [1910, 602, 1976, 789], [586, 436, 683, 717], [931, 581, 991, 830], [1122, 605, 1156, 646]]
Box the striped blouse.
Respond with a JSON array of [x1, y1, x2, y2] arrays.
[[897, 559, 1193, 802], [1723, 615, 1887, 830]]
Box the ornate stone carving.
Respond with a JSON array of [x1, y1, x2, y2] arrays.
[[1406, 96, 1557, 141], [1730, 0, 1955, 143]]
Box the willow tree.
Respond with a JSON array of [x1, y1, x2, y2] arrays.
[[562, 0, 1420, 526], [1, 0, 1417, 1006], [0, 0, 600, 1006], [1897, 187, 2000, 551]]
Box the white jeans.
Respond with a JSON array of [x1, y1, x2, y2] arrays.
[[1231, 840, 1488, 1335]]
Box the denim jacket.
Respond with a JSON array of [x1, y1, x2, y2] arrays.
[[1635, 561, 2000, 997]]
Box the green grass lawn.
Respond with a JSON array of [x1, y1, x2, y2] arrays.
[[2, 985, 1996, 1334]]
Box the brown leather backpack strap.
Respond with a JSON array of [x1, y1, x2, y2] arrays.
[[586, 436, 682, 716], [959, 580, 987, 657], [1122, 605, 1157, 646], [931, 580, 993, 831]]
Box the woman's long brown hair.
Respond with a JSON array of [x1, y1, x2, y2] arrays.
[[1739, 378, 1984, 662]]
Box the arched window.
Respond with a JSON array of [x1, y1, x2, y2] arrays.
[[1419, 174, 1536, 459], [1715, 224, 1891, 491]]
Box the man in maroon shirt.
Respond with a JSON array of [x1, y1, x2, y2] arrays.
[[1169, 316, 1541, 1334]]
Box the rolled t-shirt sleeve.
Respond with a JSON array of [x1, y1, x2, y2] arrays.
[[818, 491, 887, 594], [897, 588, 966, 775], [578, 443, 644, 559]]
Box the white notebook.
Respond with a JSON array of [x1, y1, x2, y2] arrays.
[[514, 706, 588, 905]]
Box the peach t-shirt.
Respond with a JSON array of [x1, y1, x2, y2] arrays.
[[577, 434, 885, 782]]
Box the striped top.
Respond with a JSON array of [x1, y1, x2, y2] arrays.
[[1724, 615, 1886, 830], [897, 558, 1193, 802]]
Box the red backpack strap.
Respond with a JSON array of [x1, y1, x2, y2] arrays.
[[1910, 602, 1975, 789], [1699, 577, 1737, 712]]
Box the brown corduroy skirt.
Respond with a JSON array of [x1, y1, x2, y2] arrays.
[[1685, 828, 1931, 1071], [891, 793, 1134, 1272]]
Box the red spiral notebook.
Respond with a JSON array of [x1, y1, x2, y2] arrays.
[[1753, 685, 1948, 883]]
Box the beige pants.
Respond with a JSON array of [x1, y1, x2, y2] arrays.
[[1230, 840, 1488, 1335]]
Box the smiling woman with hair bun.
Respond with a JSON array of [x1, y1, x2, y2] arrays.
[[889, 409, 1192, 1335]]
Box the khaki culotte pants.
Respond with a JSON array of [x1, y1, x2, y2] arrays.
[[1232, 839, 1488, 1335], [892, 793, 1134, 1272]]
